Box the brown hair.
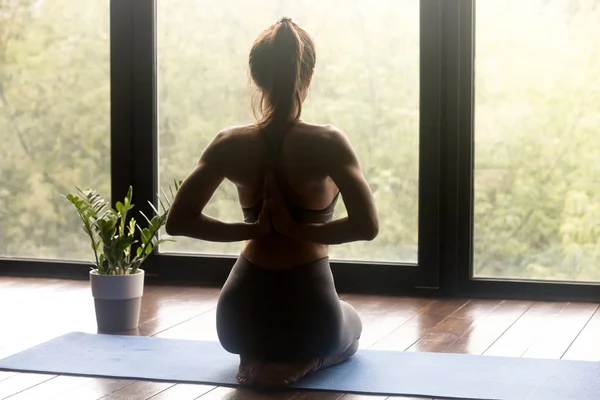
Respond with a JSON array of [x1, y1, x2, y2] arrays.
[[249, 17, 316, 134]]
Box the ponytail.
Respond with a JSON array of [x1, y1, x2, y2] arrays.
[[249, 17, 315, 135]]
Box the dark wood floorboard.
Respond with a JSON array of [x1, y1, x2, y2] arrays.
[[405, 299, 502, 353], [443, 300, 533, 355], [368, 299, 469, 351], [0, 277, 598, 400]]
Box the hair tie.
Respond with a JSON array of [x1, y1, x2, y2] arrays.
[[279, 17, 293, 24]]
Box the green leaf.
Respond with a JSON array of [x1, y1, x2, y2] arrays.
[[128, 218, 136, 237], [98, 254, 106, 274], [115, 235, 135, 254], [140, 228, 151, 244]]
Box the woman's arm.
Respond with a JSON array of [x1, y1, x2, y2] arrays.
[[165, 131, 270, 242], [270, 127, 379, 245]]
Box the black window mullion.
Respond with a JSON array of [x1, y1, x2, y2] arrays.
[[437, 0, 468, 297], [131, 0, 158, 228], [111, 0, 158, 272], [455, 0, 475, 293], [110, 0, 135, 206], [416, 0, 444, 291]]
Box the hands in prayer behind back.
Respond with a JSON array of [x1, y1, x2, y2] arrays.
[[260, 172, 299, 238]]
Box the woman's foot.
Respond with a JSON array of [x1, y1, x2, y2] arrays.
[[236, 341, 359, 387], [252, 359, 321, 387], [236, 357, 263, 385]]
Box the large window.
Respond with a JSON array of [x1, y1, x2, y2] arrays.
[[473, 0, 600, 282], [4, 0, 599, 301], [157, 0, 420, 263], [0, 0, 110, 261]]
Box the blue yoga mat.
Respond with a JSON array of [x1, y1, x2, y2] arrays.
[[0, 332, 598, 400]]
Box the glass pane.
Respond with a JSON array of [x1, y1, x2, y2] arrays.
[[474, 0, 600, 281], [158, 0, 419, 263], [0, 0, 110, 261]]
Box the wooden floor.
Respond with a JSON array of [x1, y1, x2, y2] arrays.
[[0, 277, 599, 400]]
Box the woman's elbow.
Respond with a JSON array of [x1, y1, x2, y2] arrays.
[[165, 213, 184, 236], [363, 221, 379, 241], [356, 217, 378, 241], [165, 210, 203, 237]]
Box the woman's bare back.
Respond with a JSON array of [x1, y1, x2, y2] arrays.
[[217, 121, 341, 269], [166, 120, 377, 268]]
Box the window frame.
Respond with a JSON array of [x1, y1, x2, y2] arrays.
[[446, 0, 600, 302]]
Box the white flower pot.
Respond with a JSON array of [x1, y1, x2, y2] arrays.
[[90, 269, 145, 332]]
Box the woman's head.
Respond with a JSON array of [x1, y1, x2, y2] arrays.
[[249, 17, 316, 132]]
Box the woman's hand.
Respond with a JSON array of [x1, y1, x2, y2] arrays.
[[254, 179, 273, 237], [265, 172, 298, 237]]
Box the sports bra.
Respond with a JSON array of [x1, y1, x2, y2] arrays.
[[242, 124, 340, 225], [242, 193, 339, 224]]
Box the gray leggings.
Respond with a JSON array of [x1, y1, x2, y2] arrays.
[[216, 256, 362, 368]]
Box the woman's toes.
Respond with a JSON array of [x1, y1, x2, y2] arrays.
[[250, 361, 318, 387], [236, 372, 247, 384], [237, 361, 266, 385], [236, 365, 254, 385]]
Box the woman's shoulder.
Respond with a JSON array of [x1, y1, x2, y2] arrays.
[[295, 121, 349, 142], [200, 124, 260, 163], [206, 124, 262, 149], [210, 121, 351, 150], [215, 123, 259, 139], [286, 122, 356, 168]]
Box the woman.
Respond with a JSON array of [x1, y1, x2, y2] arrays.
[[165, 17, 378, 387]]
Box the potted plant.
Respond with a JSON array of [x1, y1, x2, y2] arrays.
[[64, 183, 179, 332]]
